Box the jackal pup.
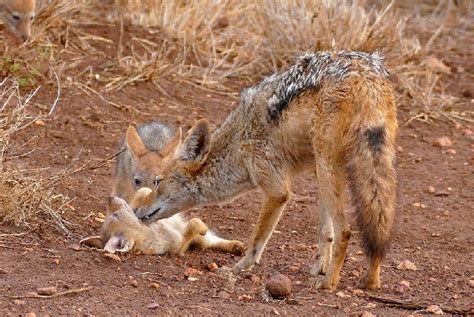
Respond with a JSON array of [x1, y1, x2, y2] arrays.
[[81, 122, 244, 256], [81, 188, 245, 255], [136, 51, 398, 290]]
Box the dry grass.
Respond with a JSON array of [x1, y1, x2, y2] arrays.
[[0, 78, 74, 235]]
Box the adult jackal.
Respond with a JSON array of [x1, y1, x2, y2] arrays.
[[136, 51, 398, 290], [0, 0, 36, 40]]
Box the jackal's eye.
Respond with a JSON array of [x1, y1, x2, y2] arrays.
[[12, 14, 20, 21], [153, 177, 161, 188], [133, 178, 141, 187]]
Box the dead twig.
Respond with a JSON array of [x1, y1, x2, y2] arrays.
[[12, 286, 93, 299], [364, 295, 473, 315]]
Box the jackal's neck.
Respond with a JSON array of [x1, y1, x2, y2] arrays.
[[193, 107, 256, 206]]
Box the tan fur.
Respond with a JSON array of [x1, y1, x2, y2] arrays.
[[135, 51, 398, 290], [0, 0, 36, 40], [82, 123, 244, 257]]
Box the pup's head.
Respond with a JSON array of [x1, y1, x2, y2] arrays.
[[80, 188, 152, 253], [125, 125, 182, 193], [0, 0, 36, 41]]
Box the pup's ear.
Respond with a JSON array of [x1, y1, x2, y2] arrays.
[[175, 119, 210, 164], [126, 126, 147, 160], [80, 236, 103, 249], [103, 235, 134, 254], [159, 127, 182, 157]]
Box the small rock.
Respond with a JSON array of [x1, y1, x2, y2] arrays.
[[364, 302, 377, 309], [150, 282, 160, 289], [265, 274, 292, 298], [37, 286, 57, 296], [103, 253, 121, 262], [412, 202, 426, 208], [397, 260, 417, 271], [352, 289, 364, 296], [427, 186, 436, 193], [239, 294, 253, 301], [68, 243, 81, 251], [187, 277, 199, 282], [207, 263, 218, 272], [35, 120, 45, 126], [468, 280, 474, 288], [25, 313, 36, 317], [336, 291, 350, 298], [426, 305, 443, 315], [53, 259, 60, 265], [147, 302, 160, 310], [184, 268, 203, 278], [399, 280, 410, 288], [432, 137, 453, 148], [130, 280, 138, 287], [360, 311, 376, 317], [13, 299, 25, 305], [218, 291, 230, 299]]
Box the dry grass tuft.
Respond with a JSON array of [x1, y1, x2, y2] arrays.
[[0, 78, 74, 235]]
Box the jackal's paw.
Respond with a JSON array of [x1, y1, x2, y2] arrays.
[[314, 275, 339, 291], [359, 274, 381, 289], [310, 257, 329, 277], [233, 256, 256, 273], [229, 241, 246, 256]]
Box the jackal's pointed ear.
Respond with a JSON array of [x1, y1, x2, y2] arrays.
[[126, 126, 147, 159], [159, 127, 182, 157], [176, 119, 210, 163], [80, 236, 104, 249], [107, 196, 127, 215]]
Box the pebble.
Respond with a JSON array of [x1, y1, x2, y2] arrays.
[[130, 280, 138, 287], [147, 302, 160, 310], [68, 244, 81, 251], [427, 186, 436, 193], [432, 137, 453, 148], [445, 149, 456, 155], [426, 305, 443, 315], [184, 268, 203, 278], [103, 253, 121, 262], [468, 280, 474, 288], [36, 286, 57, 296], [207, 263, 218, 272], [150, 282, 160, 289], [218, 290, 230, 299], [360, 311, 376, 317], [336, 291, 350, 298], [399, 280, 410, 288], [35, 120, 45, 127], [265, 274, 292, 298], [25, 313, 36, 317], [397, 260, 417, 271], [13, 299, 25, 305]]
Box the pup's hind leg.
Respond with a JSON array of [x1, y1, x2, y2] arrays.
[[194, 232, 245, 255], [178, 218, 208, 256]]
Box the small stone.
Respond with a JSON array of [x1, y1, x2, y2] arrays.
[[399, 280, 410, 288], [218, 291, 230, 299], [426, 305, 443, 315], [53, 259, 60, 265], [130, 280, 138, 287], [427, 186, 436, 193], [239, 294, 253, 301], [184, 268, 203, 278], [35, 120, 45, 126], [352, 289, 364, 296], [336, 291, 350, 298], [265, 274, 292, 298], [68, 244, 81, 251], [207, 263, 218, 272], [147, 302, 160, 310], [360, 311, 376, 317], [364, 303, 377, 309], [468, 280, 474, 288], [187, 277, 199, 281], [443, 211, 450, 216], [13, 299, 25, 305], [397, 260, 417, 271], [37, 286, 57, 296], [25, 313, 36, 317], [445, 149, 456, 155], [150, 282, 160, 289], [103, 253, 121, 262], [432, 137, 453, 148]]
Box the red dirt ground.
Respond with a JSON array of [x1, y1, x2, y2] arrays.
[[0, 24, 473, 316]]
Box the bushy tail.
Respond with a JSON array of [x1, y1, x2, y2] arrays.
[[346, 126, 397, 259]]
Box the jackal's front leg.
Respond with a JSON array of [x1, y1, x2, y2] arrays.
[[234, 188, 289, 272]]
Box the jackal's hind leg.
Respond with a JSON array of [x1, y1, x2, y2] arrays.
[[313, 157, 351, 291], [234, 184, 289, 272], [178, 218, 208, 256]]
